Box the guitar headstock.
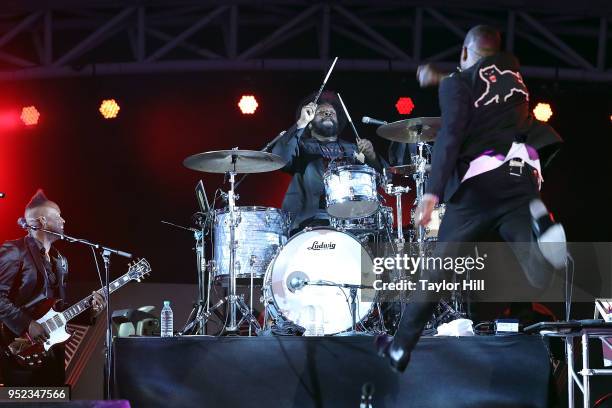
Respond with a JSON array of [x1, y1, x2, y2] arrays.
[[127, 258, 151, 282]]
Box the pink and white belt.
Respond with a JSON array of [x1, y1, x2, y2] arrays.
[[461, 142, 543, 189]]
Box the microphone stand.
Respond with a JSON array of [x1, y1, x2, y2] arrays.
[[303, 280, 372, 336], [20, 223, 132, 400]]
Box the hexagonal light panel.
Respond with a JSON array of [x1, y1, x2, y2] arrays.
[[395, 97, 415, 115], [99, 99, 121, 119], [533, 102, 553, 122], [20, 106, 40, 126], [238, 95, 259, 115]]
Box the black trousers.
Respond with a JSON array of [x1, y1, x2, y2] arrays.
[[394, 162, 555, 349]]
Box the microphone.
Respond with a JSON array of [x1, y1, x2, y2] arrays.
[[288, 277, 308, 292], [360, 382, 375, 408], [17, 217, 29, 229], [286, 271, 309, 293], [361, 116, 388, 126]]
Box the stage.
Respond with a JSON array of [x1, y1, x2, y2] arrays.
[[112, 335, 553, 408]]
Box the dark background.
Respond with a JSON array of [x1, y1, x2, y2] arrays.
[[1, 69, 611, 288]]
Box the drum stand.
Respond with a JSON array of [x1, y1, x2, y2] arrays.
[[182, 167, 261, 335], [412, 141, 429, 243], [181, 225, 209, 335], [383, 177, 410, 251]]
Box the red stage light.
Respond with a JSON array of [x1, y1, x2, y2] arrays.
[[0, 111, 20, 130], [395, 97, 415, 115], [238, 95, 258, 115], [20, 106, 40, 126], [99, 99, 120, 119], [533, 103, 553, 122]]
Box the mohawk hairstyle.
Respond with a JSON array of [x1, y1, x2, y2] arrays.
[[25, 189, 51, 210]]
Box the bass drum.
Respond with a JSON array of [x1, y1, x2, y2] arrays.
[[263, 228, 375, 335]]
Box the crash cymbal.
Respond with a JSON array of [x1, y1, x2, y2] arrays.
[[183, 150, 287, 174], [376, 117, 441, 143], [387, 164, 431, 176]]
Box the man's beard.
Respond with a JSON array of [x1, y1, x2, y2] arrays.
[[311, 118, 338, 138]]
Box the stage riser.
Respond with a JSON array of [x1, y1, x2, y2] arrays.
[[113, 336, 552, 408]]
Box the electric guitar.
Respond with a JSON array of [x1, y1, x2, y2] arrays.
[[0, 258, 151, 368]]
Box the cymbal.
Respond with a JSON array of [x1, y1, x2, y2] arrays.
[[376, 117, 441, 143], [183, 150, 287, 174], [387, 164, 431, 176]]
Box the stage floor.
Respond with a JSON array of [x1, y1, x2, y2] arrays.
[[112, 334, 553, 408]]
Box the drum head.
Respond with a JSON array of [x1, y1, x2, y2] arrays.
[[266, 228, 374, 335]]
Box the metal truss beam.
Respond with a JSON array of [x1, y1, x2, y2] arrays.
[[0, 1, 610, 82]]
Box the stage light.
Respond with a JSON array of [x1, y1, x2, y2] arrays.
[[20, 106, 40, 126], [238, 95, 258, 115], [533, 103, 553, 122], [395, 97, 415, 115], [99, 99, 120, 119]]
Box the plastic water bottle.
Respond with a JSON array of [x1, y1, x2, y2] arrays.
[[160, 301, 173, 337]]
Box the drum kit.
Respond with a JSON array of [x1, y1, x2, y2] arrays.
[[178, 116, 457, 337]]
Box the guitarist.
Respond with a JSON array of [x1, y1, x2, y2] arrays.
[[0, 190, 106, 386]]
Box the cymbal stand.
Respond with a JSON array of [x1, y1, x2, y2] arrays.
[[181, 156, 260, 335], [412, 131, 429, 243], [223, 168, 260, 333], [383, 169, 410, 251]]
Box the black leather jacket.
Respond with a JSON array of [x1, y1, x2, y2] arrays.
[[0, 237, 68, 336]]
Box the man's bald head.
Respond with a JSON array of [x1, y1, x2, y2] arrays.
[[464, 25, 501, 56], [460, 25, 501, 70]]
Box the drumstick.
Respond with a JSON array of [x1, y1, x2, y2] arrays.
[[337, 93, 365, 163], [337, 93, 361, 142], [313, 57, 339, 104]]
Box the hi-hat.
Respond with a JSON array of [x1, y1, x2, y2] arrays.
[[376, 117, 441, 143], [183, 150, 287, 174]]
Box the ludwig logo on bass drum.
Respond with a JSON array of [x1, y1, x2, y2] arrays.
[[307, 241, 336, 250]]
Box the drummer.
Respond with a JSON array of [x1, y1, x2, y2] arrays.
[[271, 90, 386, 234]]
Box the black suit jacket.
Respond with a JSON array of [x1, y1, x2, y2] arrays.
[[0, 237, 68, 336], [426, 53, 563, 202]]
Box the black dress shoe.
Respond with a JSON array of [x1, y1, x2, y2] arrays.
[[529, 199, 567, 269], [375, 334, 411, 373]]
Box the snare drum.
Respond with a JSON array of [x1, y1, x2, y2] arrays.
[[323, 165, 379, 219], [212, 207, 290, 280], [262, 227, 374, 335]]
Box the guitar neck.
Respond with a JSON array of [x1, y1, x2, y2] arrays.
[[61, 273, 132, 322]]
